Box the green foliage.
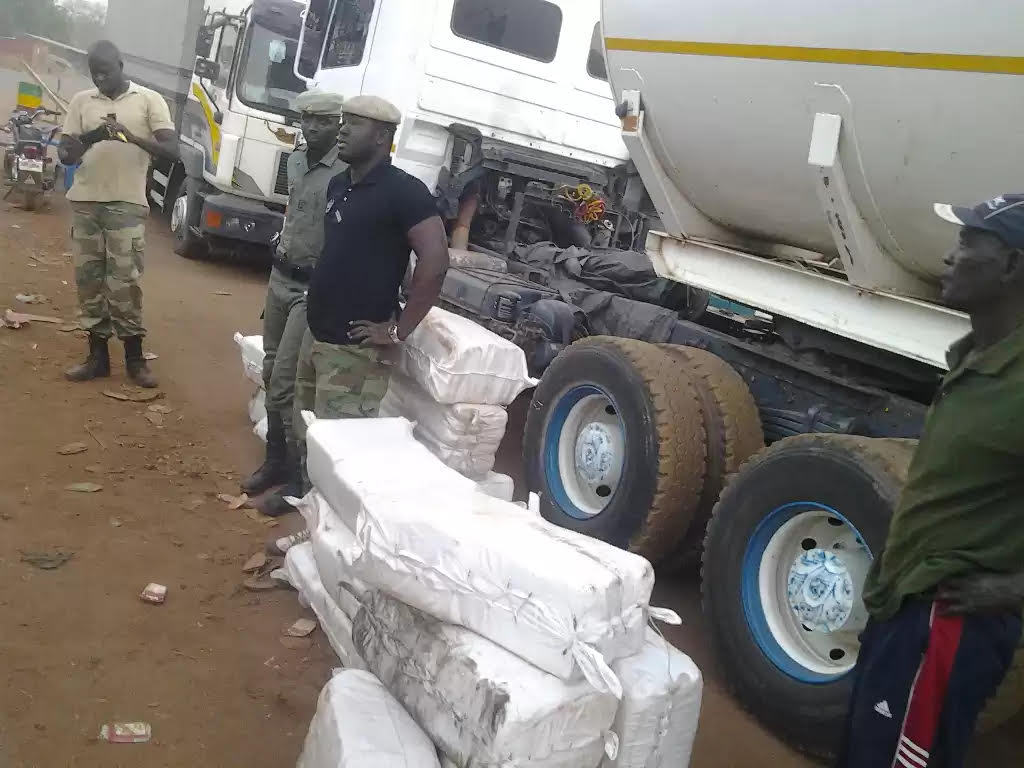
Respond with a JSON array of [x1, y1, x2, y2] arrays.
[[0, 0, 73, 43], [0, 0, 107, 49]]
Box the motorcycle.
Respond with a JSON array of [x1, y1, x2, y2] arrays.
[[2, 107, 62, 211]]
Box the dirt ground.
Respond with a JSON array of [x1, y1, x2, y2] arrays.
[[0, 196, 1019, 767]]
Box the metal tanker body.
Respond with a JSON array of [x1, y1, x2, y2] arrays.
[[601, 0, 1024, 300]]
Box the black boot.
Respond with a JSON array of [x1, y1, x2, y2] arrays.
[[65, 333, 111, 382], [242, 411, 289, 495], [124, 335, 158, 388], [255, 441, 303, 518]]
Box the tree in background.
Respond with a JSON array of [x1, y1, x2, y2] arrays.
[[60, 0, 107, 50], [0, 0, 107, 50], [0, 0, 73, 44]]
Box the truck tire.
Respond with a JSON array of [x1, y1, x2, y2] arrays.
[[658, 345, 763, 572], [171, 184, 206, 260], [978, 648, 1024, 732], [524, 337, 707, 564], [702, 434, 916, 758]]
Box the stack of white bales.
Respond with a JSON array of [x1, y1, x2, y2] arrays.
[[293, 414, 704, 768], [233, 310, 523, 501], [380, 307, 535, 501]]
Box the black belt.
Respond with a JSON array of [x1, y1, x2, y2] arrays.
[[272, 255, 312, 284]]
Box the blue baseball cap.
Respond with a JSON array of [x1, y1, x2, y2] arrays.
[[934, 195, 1024, 249]]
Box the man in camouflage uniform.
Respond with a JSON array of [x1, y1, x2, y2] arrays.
[[259, 95, 449, 523], [242, 90, 346, 500], [58, 41, 178, 387]]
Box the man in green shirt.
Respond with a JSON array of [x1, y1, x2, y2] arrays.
[[839, 196, 1024, 768], [242, 90, 346, 510]]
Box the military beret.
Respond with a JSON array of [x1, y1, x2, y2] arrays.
[[293, 89, 344, 116], [343, 94, 402, 125]]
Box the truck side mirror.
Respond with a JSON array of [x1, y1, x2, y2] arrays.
[[194, 57, 221, 82], [196, 27, 215, 59]]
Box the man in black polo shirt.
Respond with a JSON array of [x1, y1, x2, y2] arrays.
[[257, 95, 449, 519], [839, 196, 1024, 767]]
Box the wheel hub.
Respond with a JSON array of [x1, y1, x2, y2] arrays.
[[749, 505, 873, 679], [552, 390, 625, 518], [786, 548, 854, 633], [574, 422, 619, 488], [171, 194, 187, 233]]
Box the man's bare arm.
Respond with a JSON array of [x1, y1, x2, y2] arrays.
[[130, 127, 179, 162], [398, 216, 450, 339], [938, 571, 1024, 614], [58, 134, 85, 165], [348, 216, 449, 347], [102, 120, 179, 162]]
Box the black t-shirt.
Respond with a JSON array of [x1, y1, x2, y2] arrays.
[[306, 160, 439, 345]]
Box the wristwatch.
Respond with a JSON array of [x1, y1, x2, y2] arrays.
[[387, 323, 402, 344]]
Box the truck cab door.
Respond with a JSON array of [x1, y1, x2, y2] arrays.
[[300, 0, 380, 102]]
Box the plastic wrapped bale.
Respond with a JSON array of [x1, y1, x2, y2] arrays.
[[233, 332, 265, 386], [379, 373, 508, 478], [306, 417, 668, 695], [474, 472, 515, 502], [301, 491, 368, 620], [282, 541, 364, 670], [297, 670, 441, 768], [306, 418, 477, 515], [398, 307, 537, 405], [602, 630, 703, 768], [250, 389, 268, 442], [354, 589, 619, 768]]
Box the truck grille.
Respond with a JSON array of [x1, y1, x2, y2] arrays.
[[274, 152, 290, 196]]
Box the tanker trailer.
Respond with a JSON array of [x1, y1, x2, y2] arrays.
[[520, 0, 1024, 756]]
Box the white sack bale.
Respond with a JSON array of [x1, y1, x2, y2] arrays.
[[297, 670, 441, 768], [234, 332, 265, 386], [249, 388, 267, 425], [303, 492, 368, 620], [282, 542, 364, 670], [398, 307, 537, 405], [307, 418, 477, 515], [354, 588, 619, 768], [603, 630, 703, 768], [307, 417, 658, 694], [379, 373, 508, 478], [474, 471, 515, 502]]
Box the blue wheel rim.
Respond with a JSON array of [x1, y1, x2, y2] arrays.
[[741, 501, 872, 685], [543, 384, 623, 521]]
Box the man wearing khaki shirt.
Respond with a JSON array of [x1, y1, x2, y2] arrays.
[[58, 40, 178, 388]]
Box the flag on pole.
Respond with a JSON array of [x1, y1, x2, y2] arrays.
[[17, 82, 43, 110]]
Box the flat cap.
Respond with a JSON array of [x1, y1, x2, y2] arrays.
[[343, 94, 402, 125], [293, 89, 344, 116]]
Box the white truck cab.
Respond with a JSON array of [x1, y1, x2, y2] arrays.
[[148, 0, 312, 258], [299, 0, 653, 254]]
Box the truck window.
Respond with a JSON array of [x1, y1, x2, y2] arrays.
[[451, 0, 562, 64], [587, 23, 607, 80], [215, 23, 240, 91], [322, 0, 375, 68], [237, 19, 308, 116]]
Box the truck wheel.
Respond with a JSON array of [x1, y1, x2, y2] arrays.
[[658, 345, 763, 572], [171, 186, 206, 260], [978, 649, 1024, 732], [702, 434, 916, 758], [524, 337, 706, 564]]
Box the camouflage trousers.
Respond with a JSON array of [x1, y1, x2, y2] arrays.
[[292, 330, 394, 448], [70, 201, 149, 339]]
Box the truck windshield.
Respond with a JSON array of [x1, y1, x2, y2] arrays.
[[237, 20, 307, 116]]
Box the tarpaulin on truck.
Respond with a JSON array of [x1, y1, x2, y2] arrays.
[[511, 242, 701, 343]]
